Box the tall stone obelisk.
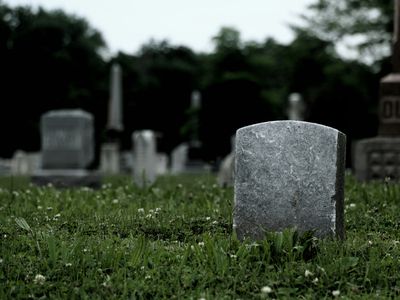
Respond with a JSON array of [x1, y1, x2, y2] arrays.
[[101, 63, 123, 174]]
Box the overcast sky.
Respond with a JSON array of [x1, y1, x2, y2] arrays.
[[6, 0, 315, 55]]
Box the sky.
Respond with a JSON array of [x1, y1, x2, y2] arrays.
[[6, 0, 316, 56]]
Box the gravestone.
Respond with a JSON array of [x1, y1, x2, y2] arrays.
[[100, 143, 120, 174], [156, 153, 169, 175], [234, 121, 346, 240], [32, 109, 100, 188], [354, 0, 400, 181], [287, 93, 306, 121], [132, 130, 157, 187], [171, 143, 188, 174], [218, 135, 236, 187], [11, 150, 29, 175]]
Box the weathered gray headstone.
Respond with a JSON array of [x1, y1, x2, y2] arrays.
[[32, 109, 100, 188], [41, 110, 94, 169], [132, 130, 157, 187], [354, 0, 400, 181], [234, 121, 346, 240]]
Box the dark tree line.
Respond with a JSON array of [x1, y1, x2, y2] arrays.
[[0, 1, 392, 166]]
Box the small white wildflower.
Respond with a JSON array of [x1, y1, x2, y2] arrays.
[[33, 274, 46, 285], [112, 199, 119, 204], [46, 207, 53, 211], [65, 263, 72, 267], [177, 184, 183, 189], [149, 209, 154, 214], [349, 203, 356, 208], [212, 221, 218, 225], [191, 245, 195, 250], [305, 270, 313, 277], [332, 290, 340, 297], [261, 286, 272, 294], [145, 275, 151, 280], [83, 248, 88, 253], [138, 208, 145, 213], [312, 277, 319, 283], [0, 258, 3, 264], [145, 214, 152, 219], [199, 298, 206, 300], [230, 254, 237, 259], [206, 217, 211, 221], [155, 207, 161, 212], [54, 213, 61, 218], [37, 206, 43, 210], [368, 240, 373, 246], [3, 234, 7, 238], [140, 266, 145, 270], [198, 242, 205, 247]]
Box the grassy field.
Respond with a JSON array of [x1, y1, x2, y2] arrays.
[[0, 174, 400, 299]]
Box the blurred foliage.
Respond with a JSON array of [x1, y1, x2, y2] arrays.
[[301, 0, 393, 63], [0, 1, 390, 166]]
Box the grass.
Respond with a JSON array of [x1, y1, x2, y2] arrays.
[[0, 174, 400, 299]]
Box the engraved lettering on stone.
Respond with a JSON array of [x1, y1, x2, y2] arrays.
[[43, 130, 81, 150], [380, 97, 400, 123]]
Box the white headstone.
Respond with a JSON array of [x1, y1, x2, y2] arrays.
[[11, 150, 29, 175], [287, 93, 306, 121], [171, 143, 188, 174], [156, 153, 169, 175], [132, 130, 157, 187]]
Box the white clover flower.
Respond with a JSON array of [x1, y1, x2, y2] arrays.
[[305, 270, 313, 277], [155, 207, 161, 212], [37, 206, 43, 210], [149, 209, 154, 214], [112, 199, 119, 204], [349, 203, 356, 208], [54, 213, 61, 218], [0, 258, 3, 264], [261, 286, 272, 294], [206, 217, 211, 221], [65, 263, 72, 267], [230, 254, 237, 259], [83, 248, 88, 253], [46, 207, 53, 211], [145, 275, 151, 280], [212, 221, 218, 225], [145, 214, 153, 219], [198, 242, 205, 247], [138, 208, 145, 213], [332, 290, 340, 297], [312, 277, 319, 283], [33, 274, 46, 285], [368, 240, 373, 246]]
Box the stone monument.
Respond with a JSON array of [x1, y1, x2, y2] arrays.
[[32, 109, 101, 188], [354, 0, 400, 181], [234, 121, 346, 240], [132, 130, 157, 187], [100, 63, 123, 174]]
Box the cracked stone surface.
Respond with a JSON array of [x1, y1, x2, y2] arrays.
[[234, 121, 346, 240]]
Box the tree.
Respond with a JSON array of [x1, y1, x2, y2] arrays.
[[301, 0, 393, 62], [0, 3, 107, 157]]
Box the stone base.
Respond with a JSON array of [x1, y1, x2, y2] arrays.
[[353, 137, 400, 181], [31, 169, 102, 188]]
